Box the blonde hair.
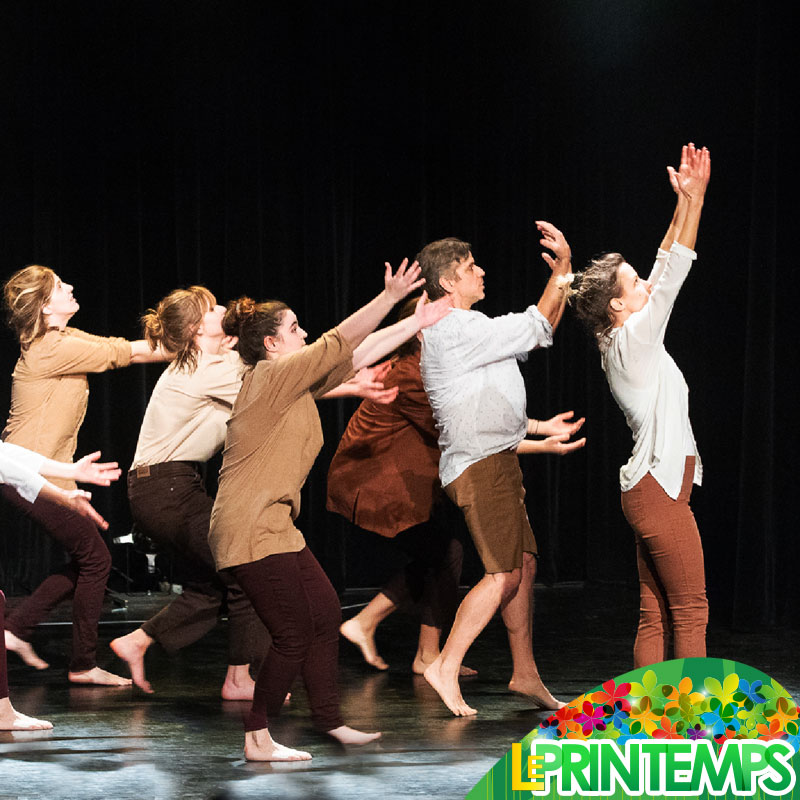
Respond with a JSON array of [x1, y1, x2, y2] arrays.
[[3, 265, 57, 349], [141, 286, 216, 372], [568, 253, 625, 347]]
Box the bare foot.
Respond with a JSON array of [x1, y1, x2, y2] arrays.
[[326, 725, 382, 745], [339, 618, 388, 671], [0, 699, 53, 731], [110, 630, 153, 693], [221, 672, 255, 701], [244, 728, 311, 762], [412, 653, 477, 677], [423, 658, 477, 717], [508, 676, 565, 709], [4, 631, 49, 670], [68, 666, 133, 687]]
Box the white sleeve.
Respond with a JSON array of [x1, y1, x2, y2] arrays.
[[0, 442, 47, 503], [451, 306, 553, 371], [646, 248, 671, 286]]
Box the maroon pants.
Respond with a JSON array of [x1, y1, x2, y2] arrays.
[[1, 485, 110, 673], [230, 546, 344, 733], [1, 590, 8, 699], [621, 457, 708, 667], [128, 463, 267, 665]]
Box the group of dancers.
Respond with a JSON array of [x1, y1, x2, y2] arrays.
[[1, 143, 711, 762]]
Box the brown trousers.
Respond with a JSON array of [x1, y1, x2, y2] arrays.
[[1, 590, 8, 699], [1, 484, 111, 672], [621, 456, 708, 667], [128, 462, 267, 665]]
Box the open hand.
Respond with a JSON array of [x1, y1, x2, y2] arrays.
[[675, 142, 711, 201], [539, 432, 587, 455], [64, 489, 109, 530], [535, 221, 571, 274], [72, 452, 122, 487], [384, 258, 425, 303], [541, 411, 585, 438], [413, 292, 452, 330], [348, 362, 399, 404]]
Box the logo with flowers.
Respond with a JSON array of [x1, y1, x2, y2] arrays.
[[528, 659, 798, 752]]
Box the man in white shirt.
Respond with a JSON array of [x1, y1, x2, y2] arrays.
[[418, 222, 584, 716]]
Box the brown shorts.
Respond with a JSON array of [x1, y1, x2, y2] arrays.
[[444, 451, 537, 574]]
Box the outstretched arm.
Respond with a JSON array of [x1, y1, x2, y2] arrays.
[[659, 149, 690, 252], [516, 433, 586, 456], [37, 451, 122, 487], [533, 221, 573, 331], [350, 293, 451, 370], [321, 362, 399, 404], [36, 483, 110, 529], [130, 341, 174, 363]]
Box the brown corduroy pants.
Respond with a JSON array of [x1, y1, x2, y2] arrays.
[[621, 456, 708, 667]]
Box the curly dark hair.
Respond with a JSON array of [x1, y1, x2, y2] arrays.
[[568, 253, 625, 347]]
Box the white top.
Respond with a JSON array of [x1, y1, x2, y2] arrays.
[[131, 350, 244, 468], [601, 242, 702, 499], [0, 441, 46, 503], [421, 305, 553, 487]]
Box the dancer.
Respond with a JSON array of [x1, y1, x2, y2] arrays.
[[2, 265, 169, 685], [569, 143, 711, 667], [417, 221, 585, 717], [327, 297, 467, 675], [1, 441, 121, 730], [209, 259, 451, 761], [111, 287, 393, 697]]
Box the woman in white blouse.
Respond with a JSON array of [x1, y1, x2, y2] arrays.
[[570, 143, 711, 667]]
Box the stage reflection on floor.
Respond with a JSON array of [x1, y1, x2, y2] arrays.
[[2, 584, 797, 800]]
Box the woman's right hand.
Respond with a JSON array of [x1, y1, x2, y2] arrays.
[[384, 258, 425, 303]]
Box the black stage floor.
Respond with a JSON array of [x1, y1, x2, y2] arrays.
[[2, 584, 798, 800]]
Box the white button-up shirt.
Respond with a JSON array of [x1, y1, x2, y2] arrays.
[[421, 305, 553, 487], [0, 441, 46, 503], [602, 242, 702, 499]]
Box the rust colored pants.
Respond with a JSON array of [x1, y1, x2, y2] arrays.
[[621, 457, 708, 667]]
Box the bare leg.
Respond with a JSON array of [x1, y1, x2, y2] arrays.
[[504, 552, 563, 709], [411, 624, 477, 677], [326, 725, 382, 745], [68, 667, 132, 687], [244, 727, 311, 762], [221, 664, 255, 701], [339, 592, 396, 670], [4, 631, 49, 670], [424, 571, 518, 716], [0, 697, 52, 731], [110, 628, 153, 693]]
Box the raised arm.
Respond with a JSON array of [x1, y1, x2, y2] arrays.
[[674, 143, 710, 250], [533, 221, 573, 331]]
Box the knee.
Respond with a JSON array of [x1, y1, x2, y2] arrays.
[[492, 569, 522, 601], [80, 539, 112, 579], [271, 626, 314, 663]]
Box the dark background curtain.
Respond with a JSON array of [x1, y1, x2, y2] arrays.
[[1, 0, 795, 631]]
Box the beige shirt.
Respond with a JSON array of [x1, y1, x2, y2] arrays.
[[132, 350, 244, 468], [3, 327, 132, 487], [209, 328, 354, 570]]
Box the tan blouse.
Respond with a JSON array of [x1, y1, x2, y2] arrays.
[[209, 328, 354, 570], [3, 327, 132, 487]]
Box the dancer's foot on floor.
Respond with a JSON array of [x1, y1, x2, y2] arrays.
[[4, 631, 48, 670], [244, 728, 311, 761], [221, 672, 256, 701], [423, 658, 477, 717], [339, 618, 388, 671], [68, 666, 132, 687], [326, 725, 382, 745], [110, 631, 152, 693], [508, 675, 565, 709], [412, 653, 477, 677], [0, 699, 53, 731]]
